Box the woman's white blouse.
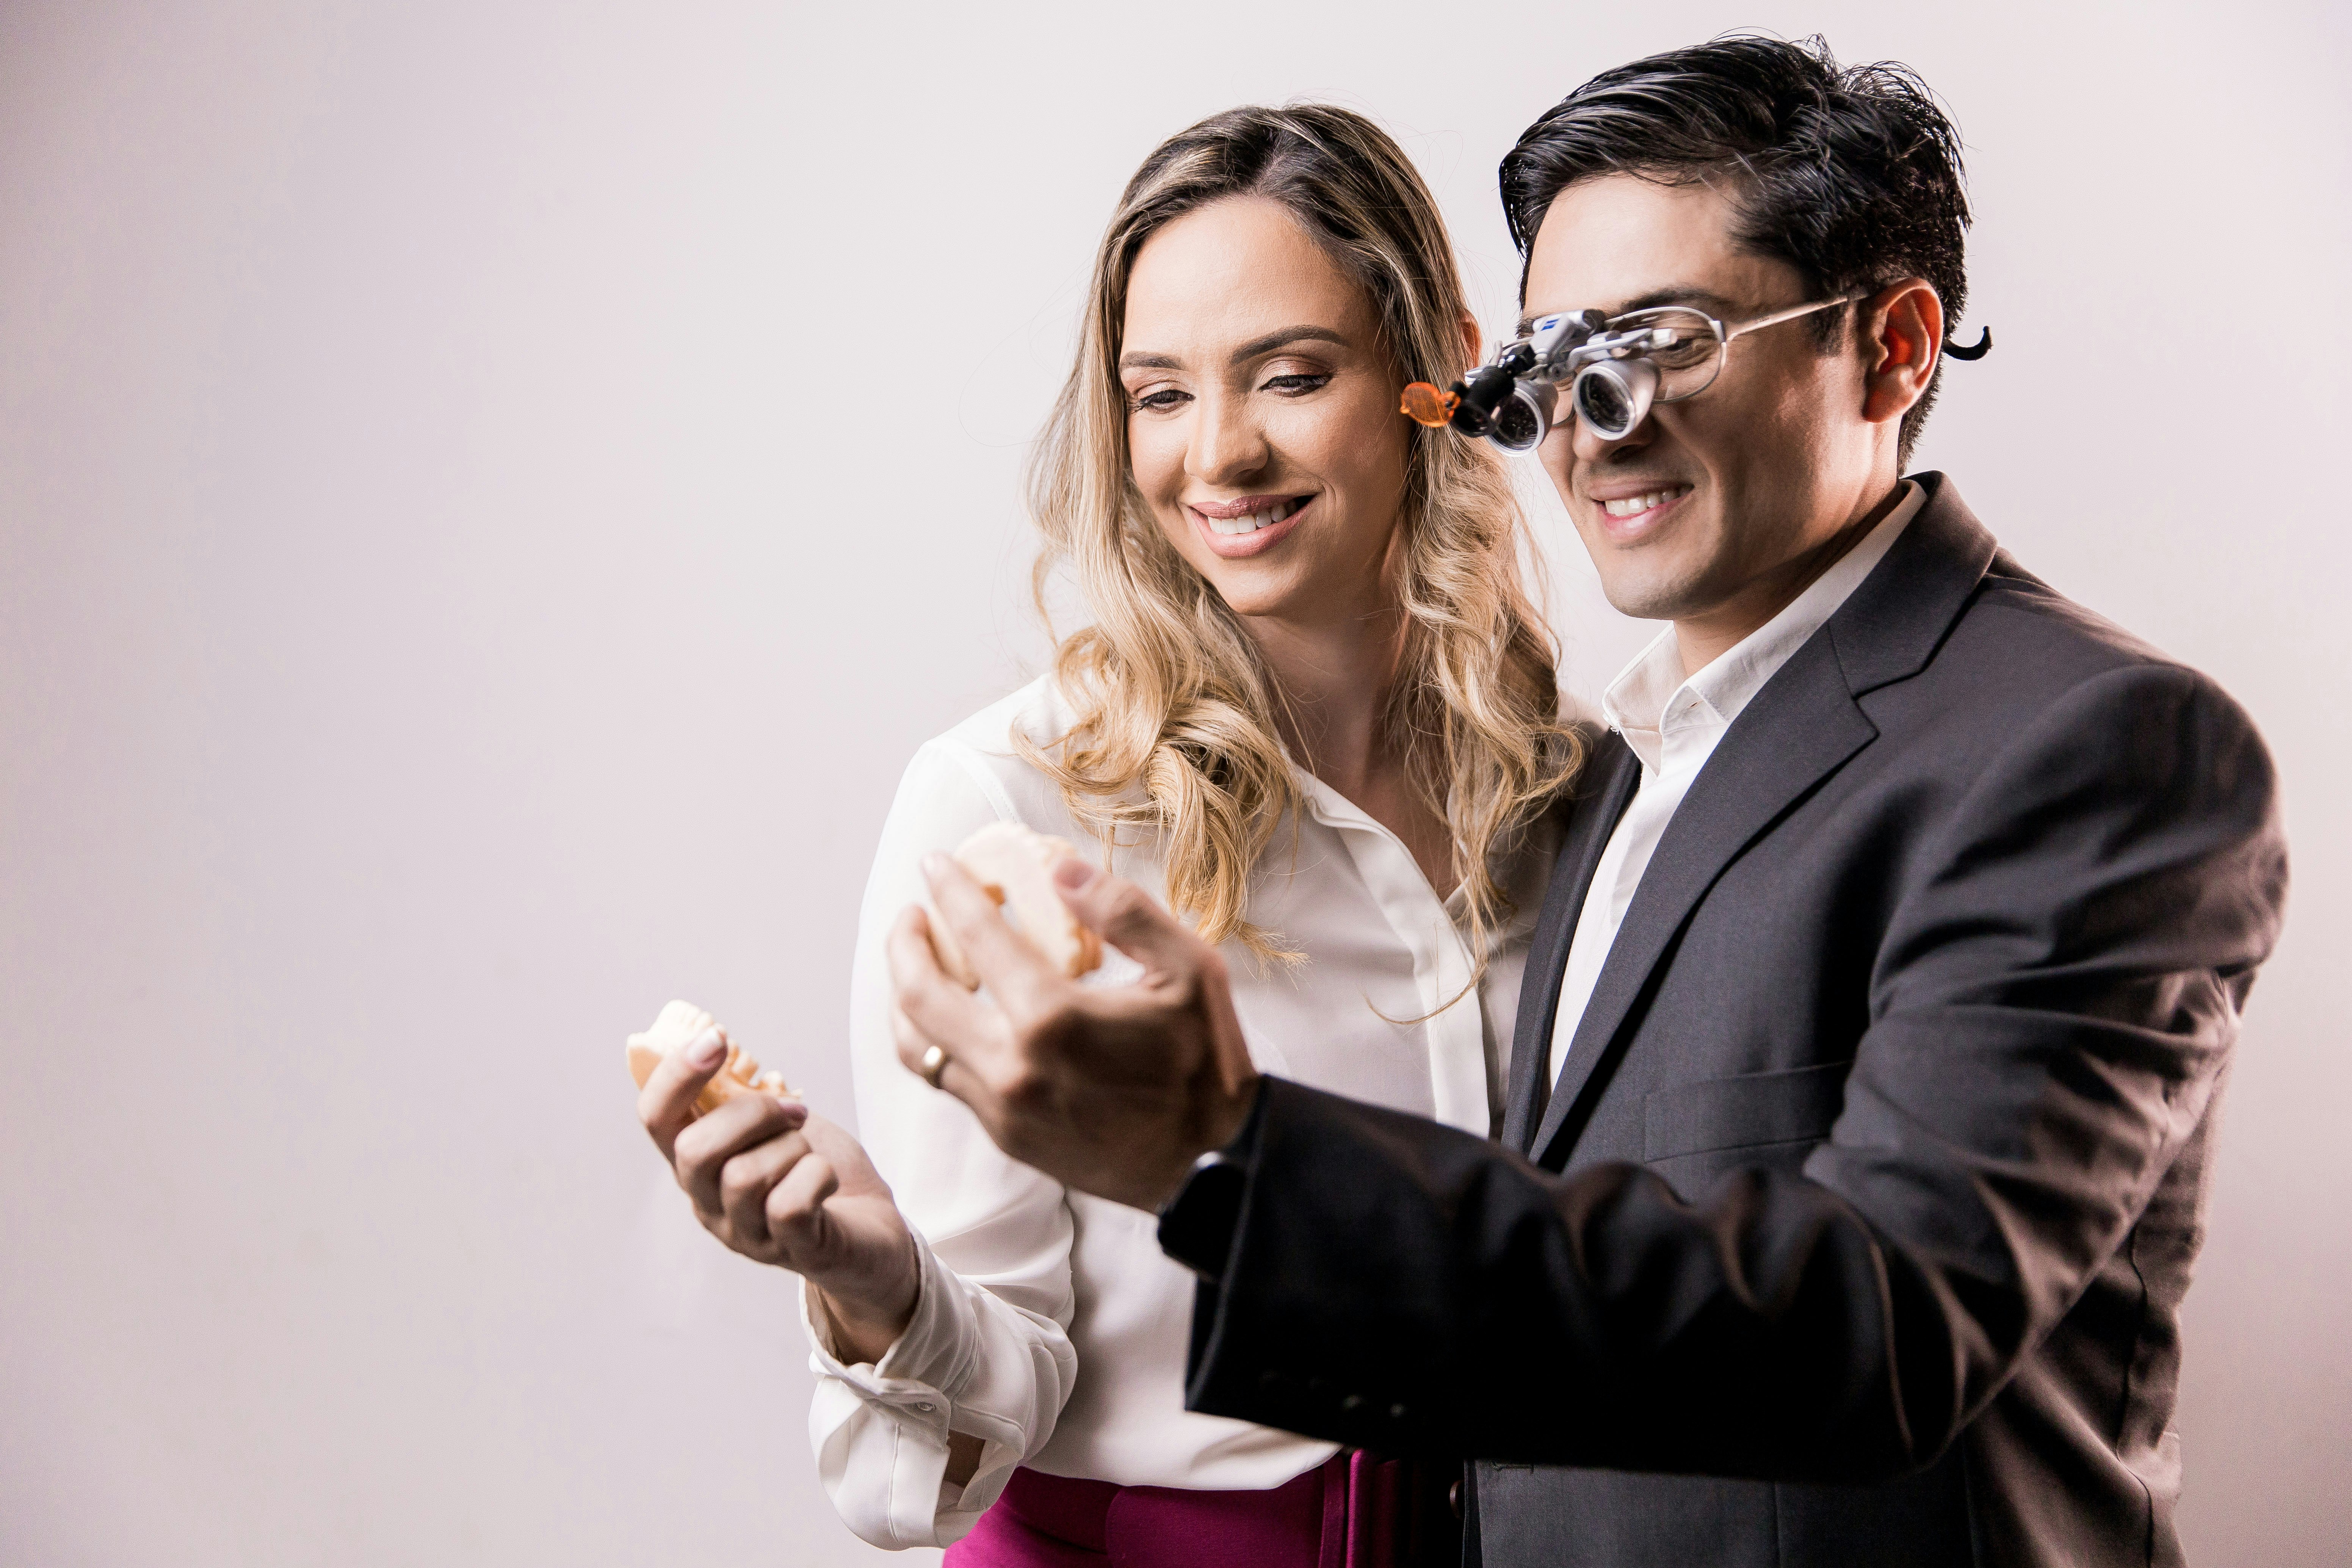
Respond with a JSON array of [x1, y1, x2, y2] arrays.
[[805, 678, 1556, 1549]]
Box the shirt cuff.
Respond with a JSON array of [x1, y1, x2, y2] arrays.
[[800, 1225, 974, 1405], [1156, 1077, 1271, 1280]]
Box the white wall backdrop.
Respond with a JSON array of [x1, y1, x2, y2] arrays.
[[3, 2, 2345, 1563]]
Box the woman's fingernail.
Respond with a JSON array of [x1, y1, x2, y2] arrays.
[[921, 852, 950, 880], [686, 1029, 726, 1069], [1053, 859, 1100, 892]]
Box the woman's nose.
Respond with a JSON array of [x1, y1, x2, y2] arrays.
[[1186, 392, 1270, 486]]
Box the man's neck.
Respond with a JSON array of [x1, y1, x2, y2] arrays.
[[1671, 479, 1908, 678]]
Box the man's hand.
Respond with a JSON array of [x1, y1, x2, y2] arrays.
[[887, 855, 1260, 1212], [637, 1028, 920, 1363]]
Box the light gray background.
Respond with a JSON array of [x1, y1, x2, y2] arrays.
[[3, 2, 2344, 1564]]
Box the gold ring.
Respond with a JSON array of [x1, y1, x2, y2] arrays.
[[919, 1044, 950, 1090]]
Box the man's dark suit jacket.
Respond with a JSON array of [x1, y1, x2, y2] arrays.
[[1174, 475, 2288, 1567]]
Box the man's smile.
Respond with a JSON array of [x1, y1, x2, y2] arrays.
[[1586, 482, 1693, 542]]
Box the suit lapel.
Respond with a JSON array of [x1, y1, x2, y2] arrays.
[[1502, 738, 1640, 1152], [1523, 473, 2001, 1169], [1526, 637, 1876, 1165]]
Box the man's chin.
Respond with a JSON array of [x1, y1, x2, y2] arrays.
[[1578, 519, 1719, 623], [1594, 570, 1707, 623]]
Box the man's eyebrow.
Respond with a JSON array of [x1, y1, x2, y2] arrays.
[[1514, 287, 1736, 336]]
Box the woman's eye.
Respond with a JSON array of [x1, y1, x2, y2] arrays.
[[1129, 388, 1190, 414], [1263, 373, 1333, 395]]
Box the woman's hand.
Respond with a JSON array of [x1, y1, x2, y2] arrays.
[[638, 1029, 920, 1363]]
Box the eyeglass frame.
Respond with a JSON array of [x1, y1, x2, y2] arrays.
[[1504, 291, 1862, 408], [1399, 290, 1873, 452]]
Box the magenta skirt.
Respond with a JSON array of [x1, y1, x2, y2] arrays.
[[944, 1452, 1458, 1568]]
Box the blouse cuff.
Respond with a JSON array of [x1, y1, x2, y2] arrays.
[[804, 1234, 1017, 1548], [800, 1226, 974, 1401]]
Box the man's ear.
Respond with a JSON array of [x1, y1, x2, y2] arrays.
[[1456, 309, 1481, 373], [1860, 279, 1943, 427]]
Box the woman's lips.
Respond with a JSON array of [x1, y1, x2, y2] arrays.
[[1591, 484, 1691, 542], [1190, 495, 1314, 559]]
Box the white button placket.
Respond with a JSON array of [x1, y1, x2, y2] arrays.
[[1297, 776, 1489, 1135], [1422, 900, 1485, 1133]]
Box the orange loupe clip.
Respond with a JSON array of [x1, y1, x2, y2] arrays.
[[1399, 382, 1459, 428]]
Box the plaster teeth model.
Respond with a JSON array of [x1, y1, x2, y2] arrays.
[[929, 822, 1105, 989], [624, 999, 798, 1118]]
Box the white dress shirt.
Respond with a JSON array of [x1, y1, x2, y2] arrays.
[[1546, 482, 1924, 1091], [808, 676, 1556, 1549]]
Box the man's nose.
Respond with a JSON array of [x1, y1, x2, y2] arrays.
[[1567, 406, 1653, 465], [1186, 392, 1270, 486]]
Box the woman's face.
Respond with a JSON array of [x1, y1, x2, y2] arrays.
[[1119, 196, 1412, 625]]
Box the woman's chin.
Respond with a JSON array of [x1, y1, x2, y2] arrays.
[[1201, 573, 1304, 620]]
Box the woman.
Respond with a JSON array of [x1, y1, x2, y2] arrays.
[[642, 105, 1579, 1564]]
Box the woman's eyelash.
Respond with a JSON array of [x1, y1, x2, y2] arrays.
[[1126, 373, 1330, 413]]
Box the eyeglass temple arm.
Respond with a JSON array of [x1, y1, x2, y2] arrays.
[[1722, 293, 1863, 341], [1725, 291, 1993, 362]]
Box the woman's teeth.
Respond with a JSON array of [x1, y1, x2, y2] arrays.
[[1603, 486, 1691, 519], [1207, 498, 1300, 536]]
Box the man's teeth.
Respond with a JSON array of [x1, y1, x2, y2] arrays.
[[1207, 498, 1301, 536], [1603, 487, 1691, 519]]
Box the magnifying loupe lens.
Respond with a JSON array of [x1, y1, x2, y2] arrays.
[[1447, 365, 1515, 437], [1572, 359, 1659, 440], [1486, 381, 1553, 453]]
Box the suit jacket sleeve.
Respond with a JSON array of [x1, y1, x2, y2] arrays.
[[1180, 663, 2287, 1482]]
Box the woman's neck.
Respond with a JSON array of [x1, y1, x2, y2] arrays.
[[1241, 594, 1459, 899], [1245, 605, 1406, 797]]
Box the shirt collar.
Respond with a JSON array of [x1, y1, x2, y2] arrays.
[[1293, 769, 1475, 913], [1601, 480, 1925, 771]]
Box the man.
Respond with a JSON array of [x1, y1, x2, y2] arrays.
[[884, 37, 2288, 1568]]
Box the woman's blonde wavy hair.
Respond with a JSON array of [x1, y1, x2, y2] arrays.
[[1021, 103, 1582, 965]]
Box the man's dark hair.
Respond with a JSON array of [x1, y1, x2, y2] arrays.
[[1500, 34, 1971, 465]]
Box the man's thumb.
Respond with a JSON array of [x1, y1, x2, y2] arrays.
[[1052, 859, 1203, 971]]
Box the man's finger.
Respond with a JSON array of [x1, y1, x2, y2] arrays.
[[889, 999, 996, 1121], [923, 854, 1058, 1006], [636, 1026, 730, 1161], [893, 1001, 998, 1112], [1049, 859, 1216, 979], [887, 904, 1013, 1086]]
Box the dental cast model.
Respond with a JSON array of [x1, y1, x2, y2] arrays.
[[929, 822, 1104, 989], [625, 999, 797, 1118]]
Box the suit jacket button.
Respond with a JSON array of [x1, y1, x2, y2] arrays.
[[1390, 1403, 1407, 1419], [1341, 1394, 1365, 1414]]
